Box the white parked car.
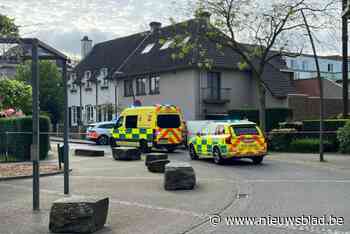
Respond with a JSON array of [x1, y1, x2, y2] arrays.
[[86, 121, 115, 145]]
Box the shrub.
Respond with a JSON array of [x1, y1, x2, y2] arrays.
[[228, 108, 292, 132], [0, 116, 50, 161], [268, 128, 297, 151], [337, 121, 350, 154], [288, 138, 333, 153], [302, 119, 348, 132]]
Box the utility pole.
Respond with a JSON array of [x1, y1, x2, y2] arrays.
[[31, 39, 40, 210], [63, 61, 69, 195], [342, 0, 349, 118]]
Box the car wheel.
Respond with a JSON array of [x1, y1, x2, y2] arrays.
[[252, 156, 263, 164], [213, 147, 224, 165], [109, 137, 117, 147], [189, 144, 198, 160], [166, 147, 176, 153], [140, 140, 150, 153], [98, 135, 109, 145]]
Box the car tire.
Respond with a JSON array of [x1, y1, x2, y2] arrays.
[[97, 135, 109, 145], [189, 144, 198, 160], [109, 137, 117, 147], [139, 140, 150, 153], [213, 147, 224, 165], [252, 156, 263, 165], [166, 147, 176, 153]]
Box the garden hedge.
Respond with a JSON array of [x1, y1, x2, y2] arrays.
[[0, 116, 50, 161]]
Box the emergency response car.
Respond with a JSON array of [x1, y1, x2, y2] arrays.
[[188, 120, 267, 164], [110, 105, 184, 152]]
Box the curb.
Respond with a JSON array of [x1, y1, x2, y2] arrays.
[[0, 169, 72, 181], [51, 138, 94, 145]]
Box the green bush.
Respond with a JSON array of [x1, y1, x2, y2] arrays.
[[288, 138, 333, 153], [302, 119, 348, 132], [268, 128, 297, 151], [337, 121, 350, 154], [0, 116, 51, 161], [228, 108, 293, 132]]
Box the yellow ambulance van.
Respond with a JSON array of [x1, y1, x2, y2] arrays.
[[110, 105, 184, 152]]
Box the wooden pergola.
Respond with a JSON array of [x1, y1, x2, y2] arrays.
[[0, 37, 70, 210]]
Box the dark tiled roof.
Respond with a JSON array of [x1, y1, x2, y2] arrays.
[[74, 18, 295, 97]]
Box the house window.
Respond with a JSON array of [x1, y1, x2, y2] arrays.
[[141, 43, 155, 54], [102, 78, 109, 88], [86, 105, 94, 122], [124, 79, 134, 97], [149, 75, 160, 94], [328, 63, 334, 72], [100, 67, 108, 78], [291, 60, 298, 70], [302, 61, 308, 71], [72, 106, 77, 125], [207, 72, 221, 99], [160, 40, 174, 50], [85, 70, 91, 79], [86, 80, 92, 88], [136, 77, 147, 95]]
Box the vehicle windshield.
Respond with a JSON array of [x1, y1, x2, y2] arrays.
[[231, 125, 259, 136], [157, 114, 181, 128]]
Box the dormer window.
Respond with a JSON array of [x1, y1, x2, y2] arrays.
[[84, 70, 91, 80], [160, 40, 174, 50], [100, 67, 108, 78], [141, 43, 155, 54]]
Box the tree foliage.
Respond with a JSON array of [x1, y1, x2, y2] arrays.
[[170, 0, 336, 130], [0, 79, 32, 114], [15, 61, 64, 125], [0, 14, 19, 37]]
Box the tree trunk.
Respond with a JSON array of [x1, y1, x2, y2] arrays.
[[258, 82, 266, 133]]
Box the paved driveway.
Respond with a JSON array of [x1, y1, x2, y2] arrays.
[[0, 147, 349, 234]]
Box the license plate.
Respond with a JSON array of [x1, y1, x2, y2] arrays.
[[159, 139, 168, 144]]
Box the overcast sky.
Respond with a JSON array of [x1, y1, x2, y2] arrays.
[[0, 0, 192, 59], [0, 0, 342, 59]]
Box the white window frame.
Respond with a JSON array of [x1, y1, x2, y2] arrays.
[[86, 105, 94, 122], [72, 106, 77, 125], [328, 63, 334, 72], [84, 70, 91, 79], [141, 43, 155, 54]]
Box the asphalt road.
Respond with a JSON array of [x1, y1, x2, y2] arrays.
[[0, 144, 349, 234]]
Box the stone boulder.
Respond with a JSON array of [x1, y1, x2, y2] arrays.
[[164, 162, 196, 190], [49, 196, 109, 233], [112, 147, 141, 161], [147, 159, 170, 173], [145, 153, 168, 166], [75, 149, 104, 157]]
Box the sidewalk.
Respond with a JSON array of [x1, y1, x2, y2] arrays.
[[270, 152, 350, 172]]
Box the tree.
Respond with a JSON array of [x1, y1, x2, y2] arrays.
[[0, 79, 32, 114], [15, 61, 64, 126], [0, 14, 19, 37], [171, 0, 335, 131]]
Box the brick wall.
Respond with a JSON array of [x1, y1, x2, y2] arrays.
[[287, 94, 350, 120]]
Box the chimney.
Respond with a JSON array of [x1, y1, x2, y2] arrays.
[[149, 22, 162, 33], [196, 11, 211, 24], [81, 36, 93, 58]]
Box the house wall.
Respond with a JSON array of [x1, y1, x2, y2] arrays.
[[117, 69, 198, 120]]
